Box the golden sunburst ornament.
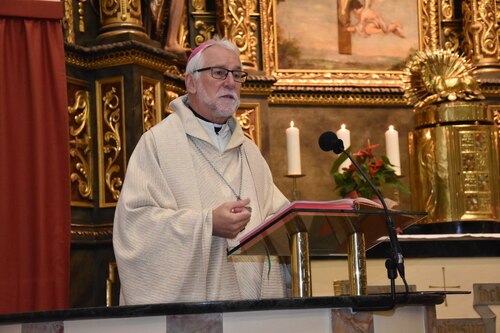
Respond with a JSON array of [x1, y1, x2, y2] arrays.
[[402, 49, 484, 108]]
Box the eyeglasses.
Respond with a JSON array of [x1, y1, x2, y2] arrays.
[[194, 67, 249, 83]]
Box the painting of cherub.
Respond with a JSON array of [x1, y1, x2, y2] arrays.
[[276, 0, 419, 71]]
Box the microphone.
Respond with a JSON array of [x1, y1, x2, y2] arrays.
[[319, 131, 408, 299]]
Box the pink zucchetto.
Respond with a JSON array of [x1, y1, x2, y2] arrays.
[[186, 39, 216, 66]]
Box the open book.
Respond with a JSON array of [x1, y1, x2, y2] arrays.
[[228, 198, 424, 257], [238, 197, 384, 244]]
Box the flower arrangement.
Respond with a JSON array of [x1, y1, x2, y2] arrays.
[[331, 144, 409, 199]]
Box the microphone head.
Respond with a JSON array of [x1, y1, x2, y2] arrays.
[[318, 131, 344, 154]]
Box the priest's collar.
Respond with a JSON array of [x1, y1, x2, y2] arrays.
[[185, 102, 230, 135]]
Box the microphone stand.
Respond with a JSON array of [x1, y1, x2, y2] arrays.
[[342, 149, 409, 302]]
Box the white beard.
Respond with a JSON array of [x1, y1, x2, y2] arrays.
[[198, 83, 239, 121]]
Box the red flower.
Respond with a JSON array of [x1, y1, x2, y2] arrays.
[[353, 144, 380, 158], [369, 160, 383, 175]]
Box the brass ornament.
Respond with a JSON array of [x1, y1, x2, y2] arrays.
[[402, 49, 485, 108]]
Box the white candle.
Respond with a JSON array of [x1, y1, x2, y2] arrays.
[[286, 121, 301, 175], [336, 124, 351, 172], [385, 125, 401, 176]]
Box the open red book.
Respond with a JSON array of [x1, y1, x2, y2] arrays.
[[229, 198, 424, 257]]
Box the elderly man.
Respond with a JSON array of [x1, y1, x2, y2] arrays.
[[113, 36, 290, 305]]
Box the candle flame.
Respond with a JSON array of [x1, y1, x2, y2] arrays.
[[290, 121, 295, 127], [341, 124, 346, 130], [389, 125, 395, 130]]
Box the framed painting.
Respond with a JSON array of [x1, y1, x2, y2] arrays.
[[260, 0, 440, 88]]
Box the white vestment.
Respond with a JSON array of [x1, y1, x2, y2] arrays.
[[113, 95, 290, 305]]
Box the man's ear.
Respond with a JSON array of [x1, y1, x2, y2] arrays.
[[185, 73, 197, 94]]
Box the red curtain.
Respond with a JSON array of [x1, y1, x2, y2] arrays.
[[0, 1, 70, 313]]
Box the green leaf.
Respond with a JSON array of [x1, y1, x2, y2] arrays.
[[330, 148, 350, 174]]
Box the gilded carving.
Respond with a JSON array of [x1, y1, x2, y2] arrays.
[[68, 89, 93, 206], [420, 0, 440, 50], [99, 0, 146, 38], [236, 104, 260, 147], [442, 26, 461, 52], [96, 78, 126, 207], [217, 0, 259, 69], [164, 81, 185, 115], [62, 0, 75, 43], [402, 49, 484, 108], [141, 77, 162, 132], [460, 130, 492, 215], [71, 223, 114, 238], [441, 0, 454, 21], [259, 0, 275, 75], [66, 47, 179, 73], [462, 0, 499, 64], [194, 20, 216, 46], [269, 91, 406, 106], [192, 0, 206, 11], [102, 87, 123, 201], [101, 0, 141, 20]]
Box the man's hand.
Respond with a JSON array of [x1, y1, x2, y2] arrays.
[[212, 198, 251, 239]]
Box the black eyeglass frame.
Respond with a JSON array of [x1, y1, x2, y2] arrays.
[[194, 66, 249, 83]]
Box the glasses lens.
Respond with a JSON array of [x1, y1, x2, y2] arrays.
[[211, 68, 229, 80], [233, 71, 246, 82]]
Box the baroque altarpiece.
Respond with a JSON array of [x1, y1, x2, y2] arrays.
[[62, 0, 500, 307]]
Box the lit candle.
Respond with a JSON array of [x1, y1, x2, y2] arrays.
[[286, 121, 301, 175], [385, 125, 401, 176], [336, 124, 351, 172]]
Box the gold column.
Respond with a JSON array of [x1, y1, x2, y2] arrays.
[[347, 232, 367, 296], [291, 231, 311, 297], [98, 0, 147, 39]]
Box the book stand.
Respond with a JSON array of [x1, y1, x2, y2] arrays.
[[228, 203, 426, 297]]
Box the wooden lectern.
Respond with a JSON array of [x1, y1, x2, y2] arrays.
[[228, 200, 426, 297]]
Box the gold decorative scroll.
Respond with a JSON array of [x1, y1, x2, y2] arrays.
[[442, 25, 461, 52], [164, 81, 185, 115], [236, 103, 260, 148], [62, 0, 75, 43], [190, 0, 215, 46], [98, 0, 147, 39], [68, 83, 93, 207], [216, 0, 259, 70], [96, 78, 126, 207], [194, 20, 215, 46], [141, 77, 162, 131], [462, 0, 499, 65]]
